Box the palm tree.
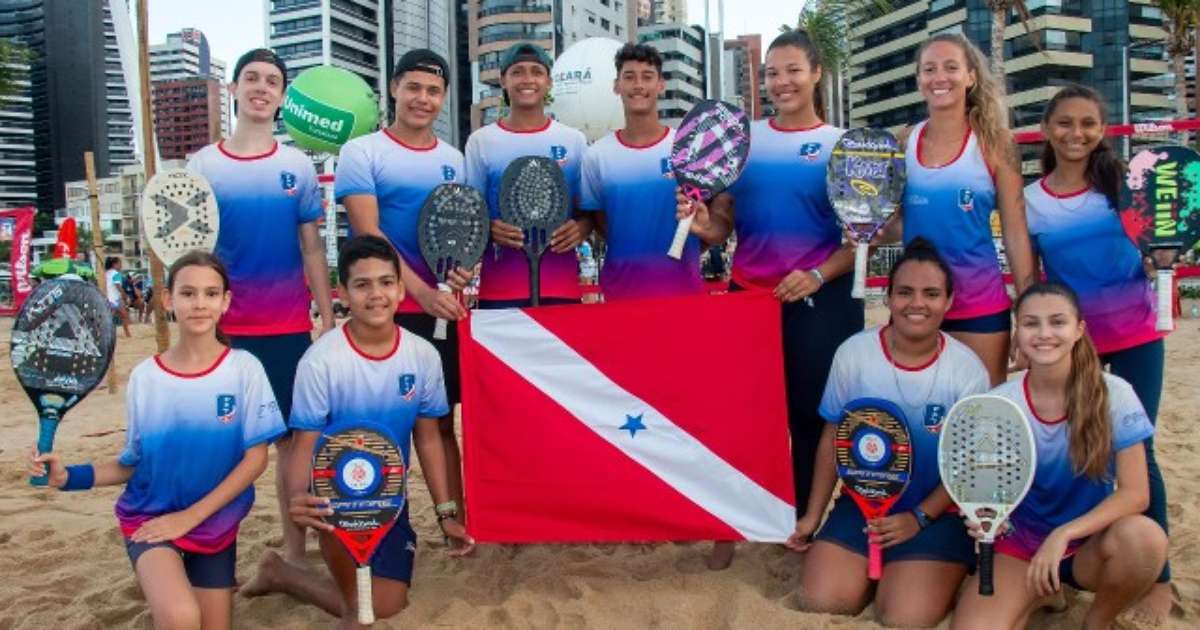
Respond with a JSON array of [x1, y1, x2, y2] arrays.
[[985, 1, 1038, 90], [1157, 0, 1200, 142]]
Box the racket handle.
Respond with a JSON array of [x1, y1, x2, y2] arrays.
[[1155, 269, 1174, 331], [356, 565, 374, 625], [668, 214, 694, 260], [30, 416, 59, 486], [434, 282, 451, 340], [867, 539, 883, 580], [978, 541, 995, 596], [852, 242, 868, 299]]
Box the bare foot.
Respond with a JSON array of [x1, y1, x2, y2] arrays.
[[706, 541, 735, 571], [240, 551, 284, 598], [1129, 582, 1172, 625]]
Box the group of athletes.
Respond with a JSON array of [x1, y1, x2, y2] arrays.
[[26, 27, 1175, 630]]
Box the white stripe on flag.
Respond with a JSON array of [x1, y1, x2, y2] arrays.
[[472, 309, 795, 542]]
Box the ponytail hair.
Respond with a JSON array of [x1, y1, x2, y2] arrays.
[[1015, 283, 1112, 479], [768, 29, 826, 122], [1039, 84, 1123, 208], [916, 34, 1012, 164], [167, 250, 233, 347]]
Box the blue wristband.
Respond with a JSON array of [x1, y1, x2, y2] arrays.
[[61, 464, 95, 491]]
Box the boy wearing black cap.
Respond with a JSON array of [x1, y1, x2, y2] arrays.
[[187, 48, 335, 565], [464, 42, 592, 307]]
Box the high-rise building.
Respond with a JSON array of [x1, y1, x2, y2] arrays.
[[0, 2, 39, 211], [150, 28, 229, 136], [638, 23, 705, 125], [101, 1, 136, 171], [152, 79, 224, 160], [650, 0, 686, 26], [723, 34, 762, 119], [59, 164, 146, 266]]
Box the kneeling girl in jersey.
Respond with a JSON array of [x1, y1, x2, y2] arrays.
[[30, 251, 287, 630], [241, 235, 473, 628], [785, 239, 989, 627], [951, 283, 1166, 630]]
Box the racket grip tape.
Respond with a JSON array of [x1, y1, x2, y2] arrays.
[[434, 283, 452, 340], [668, 214, 694, 260], [852, 242, 869, 299], [1155, 269, 1173, 331], [356, 565, 374, 624], [868, 539, 883, 580], [978, 541, 995, 596], [30, 417, 59, 487]]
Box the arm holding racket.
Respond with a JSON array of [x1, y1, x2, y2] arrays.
[[774, 245, 856, 304], [490, 218, 525, 248], [28, 449, 133, 489], [674, 190, 734, 246], [549, 213, 593, 254], [300, 222, 336, 334], [786, 423, 839, 552], [412, 419, 475, 556], [869, 485, 953, 549], [285, 430, 335, 531]]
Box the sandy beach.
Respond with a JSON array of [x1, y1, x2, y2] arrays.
[[1, 305, 1196, 629]]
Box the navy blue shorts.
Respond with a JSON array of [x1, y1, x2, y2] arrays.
[[940, 308, 1011, 334], [814, 495, 976, 568], [229, 332, 311, 421], [125, 539, 236, 589], [477, 297, 579, 309], [369, 513, 418, 584], [394, 312, 460, 407]]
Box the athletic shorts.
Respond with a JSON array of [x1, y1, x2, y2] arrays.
[[477, 297, 580, 309], [995, 539, 1086, 591], [125, 539, 236, 589], [369, 511, 417, 584], [814, 495, 976, 568], [394, 312, 460, 407], [941, 308, 1012, 334], [229, 332, 311, 421]]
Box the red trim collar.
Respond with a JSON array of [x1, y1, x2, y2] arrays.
[[615, 125, 670, 149], [217, 141, 278, 161], [916, 122, 970, 169], [1023, 373, 1068, 424], [155, 346, 232, 379], [497, 117, 552, 134], [768, 118, 824, 132], [1039, 178, 1090, 199], [879, 326, 944, 371], [343, 324, 401, 361], [383, 128, 438, 152]]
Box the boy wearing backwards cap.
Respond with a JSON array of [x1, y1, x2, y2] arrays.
[[465, 42, 592, 307], [187, 48, 334, 564]]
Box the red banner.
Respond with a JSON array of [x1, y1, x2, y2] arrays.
[[0, 206, 35, 316], [1014, 118, 1200, 144]]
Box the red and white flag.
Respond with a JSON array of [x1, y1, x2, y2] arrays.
[[460, 291, 795, 543]]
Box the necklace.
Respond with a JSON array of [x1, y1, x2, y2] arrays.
[[886, 327, 942, 410]]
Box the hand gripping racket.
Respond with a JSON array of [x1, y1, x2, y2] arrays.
[[938, 394, 1036, 596], [12, 279, 117, 485], [498, 156, 570, 307], [1119, 145, 1200, 331], [140, 169, 220, 266], [418, 184, 489, 339], [827, 129, 906, 299], [834, 398, 913, 580], [668, 99, 751, 259], [312, 424, 407, 625]]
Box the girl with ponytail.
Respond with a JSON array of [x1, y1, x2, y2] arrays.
[[952, 283, 1166, 630], [1022, 83, 1172, 619]]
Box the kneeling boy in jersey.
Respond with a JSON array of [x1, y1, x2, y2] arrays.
[[242, 235, 473, 626]]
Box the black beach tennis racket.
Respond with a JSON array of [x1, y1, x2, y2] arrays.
[[834, 398, 913, 580], [668, 99, 751, 259], [498, 156, 570, 307], [827, 129, 906, 299], [418, 184, 489, 339], [1119, 145, 1200, 331], [141, 169, 220, 266], [938, 394, 1037, 596], [312, 424, 407, 625], [13, 279, 117, 485]]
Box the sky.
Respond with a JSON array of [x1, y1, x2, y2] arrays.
[[144, 0, 804, 77]]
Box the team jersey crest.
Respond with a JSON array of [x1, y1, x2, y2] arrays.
[[442, 165, 457, 181], [660, 157, 674, 178], [399, 373, 416, 400], [958, 188, 974, 212], [280, 171, 298, 196], [217, 394, 237, 424], [550, 145, 568, 163], [923, 404, 947, 433], [798, 142, 822, 161]]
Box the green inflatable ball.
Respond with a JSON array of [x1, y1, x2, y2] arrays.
[[282, 66, 378, 154]]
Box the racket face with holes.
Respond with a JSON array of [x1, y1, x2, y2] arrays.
[[938, 394, 1036, 543], [827, 128, 905, 240], [311, 424, 406, 566], [418, 183, 490, 282], [834, 398, 913, 519], [140, 169, 220, 266], [669, 99, 750, 200], [498, 156, 570, 258]]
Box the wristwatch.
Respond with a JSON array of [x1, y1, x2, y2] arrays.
[[911, 507, 931, 530], [435, 500, 458, 519]]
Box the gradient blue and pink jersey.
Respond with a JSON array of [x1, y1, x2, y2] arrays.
[[819, 327, 990, 512], [115, 349, 286, 553], [580, 127, 704, 300], [725, 120, 844, 289], [335, 130, 465, 313], [290, 325, 449, 463], [902, 121, 1010, 319], [992, 372, 1154, 560], [188, 142, 323, 335], [464, 119, 587, 301], [1024, 180, 1164, 353]]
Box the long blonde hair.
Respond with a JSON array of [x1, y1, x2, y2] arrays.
[[916, 34, 1012, 163]]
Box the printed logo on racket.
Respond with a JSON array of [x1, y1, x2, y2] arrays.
[[216, 394, 236, 424]]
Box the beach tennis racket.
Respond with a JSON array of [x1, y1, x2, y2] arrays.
[[140, 169, 219, 266], [938, 394, 1036, 596], [1119, 145, 1200, 331], [827, 129, 906, 299], [312, 424, 407, 625], [498, 156, 570, 307], [834, 398, 913, 580], [12, 279, 117, 485], [668, 99, 750, 259], [418, 184, 489, 339]]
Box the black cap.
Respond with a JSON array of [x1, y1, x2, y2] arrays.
[[392, 48, 450, 85], [232, 48, 288, 87], [500, 42, 553, 75]]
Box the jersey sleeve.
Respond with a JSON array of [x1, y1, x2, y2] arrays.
[[289, 353, 331, 432], [1108, 377, 1154, 451], [818, 342, 854, 423], [334, 140, 375, 201], [240, 355, 287, 449], [117, 371, 143, 467], [418, 348, 450, 419], [296, 160, 323, 224], [579, 145, 603, 211], [463, 132, 487, 194]]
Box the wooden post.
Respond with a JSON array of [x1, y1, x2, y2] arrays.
[[84, 152, 118, 394], [137, 0, 169, 352]]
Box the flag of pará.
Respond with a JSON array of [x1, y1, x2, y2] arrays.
[[460, 291, 796, 543]]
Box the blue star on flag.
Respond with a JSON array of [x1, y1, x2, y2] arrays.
[[619, 413, 647, 437]]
